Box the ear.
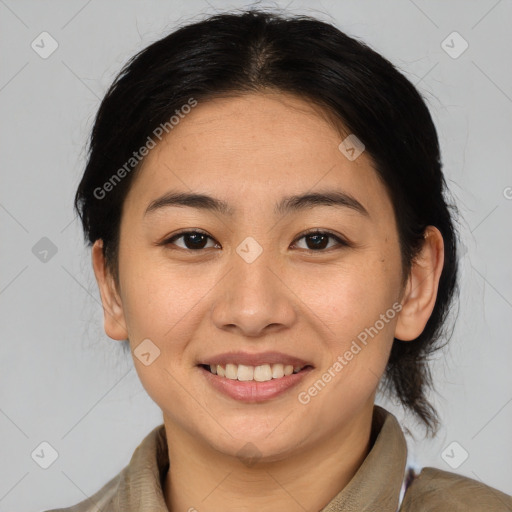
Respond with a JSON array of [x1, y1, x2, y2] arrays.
[[91, 239, 128, 341], [394, 226, 444, 341]]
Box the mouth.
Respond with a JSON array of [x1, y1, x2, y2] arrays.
[[198, 363, 314, 382], [198, 362, 314, 402]]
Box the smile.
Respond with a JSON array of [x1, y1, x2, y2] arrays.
[[198, 363, 314, 402], [201, 363, 311, 382]]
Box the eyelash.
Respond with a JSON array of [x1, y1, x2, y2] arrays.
[[161, 229, 350, 253]]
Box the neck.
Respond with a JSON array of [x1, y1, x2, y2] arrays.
[[163, 404, 375, 512]]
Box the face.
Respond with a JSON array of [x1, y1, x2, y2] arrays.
[[93, 92, 427, 462]]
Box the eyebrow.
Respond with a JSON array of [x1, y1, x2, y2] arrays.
[[144, 189, 369, 218]]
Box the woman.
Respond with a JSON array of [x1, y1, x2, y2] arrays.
[[47, 8, 512, 511]]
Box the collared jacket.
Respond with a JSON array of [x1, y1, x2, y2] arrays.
[[45, 405, 512, 511]]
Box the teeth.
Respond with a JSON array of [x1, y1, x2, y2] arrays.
[[237, 364, 254, 381], [225, 363, 238, 380], [253, 364, 272, 382], [206, 363, 306, 381], [272, 364, 284, 378]]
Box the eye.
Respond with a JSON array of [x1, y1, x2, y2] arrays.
[[163, 230, 219, 251], [292, 229, 349, 251], [161, 229, 349, 252]]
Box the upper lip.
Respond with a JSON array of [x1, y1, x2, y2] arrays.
[[199, 351, 314, 368]]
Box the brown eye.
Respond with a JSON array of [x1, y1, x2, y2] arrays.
[[164, 230, 218, 251], [162, 229, 348, 253], [292, 230, 348, 251]]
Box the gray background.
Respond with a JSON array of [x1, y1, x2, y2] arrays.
[[1, 0, 511, 510]]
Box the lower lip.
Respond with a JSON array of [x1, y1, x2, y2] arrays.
[[199, 365, 313, 402]]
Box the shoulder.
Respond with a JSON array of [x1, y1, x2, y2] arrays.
[[41, 423, 168, 511], [400, 466, 512, 511], [42, 469, 123, 511]]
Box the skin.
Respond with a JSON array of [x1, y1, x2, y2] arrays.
[[92, 92, 444, 512]]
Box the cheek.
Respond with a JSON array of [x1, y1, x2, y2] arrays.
[[118, 238, 170, 319], [117, 261, 208, 410], [122, 269, 199, 341], [118, 250, 222, 367], [296, 250, 402, 386], [297, 253, 400, 329]]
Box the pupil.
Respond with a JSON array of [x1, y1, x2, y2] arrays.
[[186, 233, 207, 249], [308, 234, 327, 250]]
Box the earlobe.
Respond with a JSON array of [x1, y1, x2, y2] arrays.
[[91, 239, 128, 341], [394, 226, 444, 341]]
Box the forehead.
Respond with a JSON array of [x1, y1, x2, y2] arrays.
[[123, 92, 392, 220]]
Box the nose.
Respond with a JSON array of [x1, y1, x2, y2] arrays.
[[210, 245, 298, 338]]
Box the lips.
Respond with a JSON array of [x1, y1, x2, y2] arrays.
[[198, 362, 313, 402]]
